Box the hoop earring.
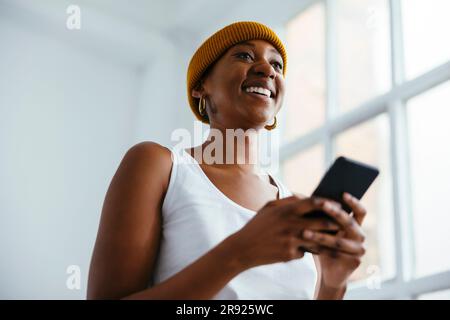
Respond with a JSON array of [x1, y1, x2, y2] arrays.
[[264, 116, 277, 130], [198, 96, 206, 117]]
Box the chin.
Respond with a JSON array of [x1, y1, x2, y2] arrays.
[[244, 111, 273, 127]]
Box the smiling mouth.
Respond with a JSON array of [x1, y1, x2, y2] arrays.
[[242, 86, 274, 100], [245, 91, 271, 100]]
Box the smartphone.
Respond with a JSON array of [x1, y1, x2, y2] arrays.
[[303, 156, 380, 231]]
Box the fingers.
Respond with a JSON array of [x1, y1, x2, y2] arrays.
[[286, 197, 329, 217], [297, 241, 323, 255], [293, 217, 340, 233], [301, 230, 366, 256], [274, 196, 365, 240], [265, 195, 300, 207], [343, 192, 367, 225], [268, 194, 339, 216], [287, 196, 343, 217], [314, 247, 363, 269], [315, 200, 365, 240], [294, 236, 323, 255], [285, 237, 309, 260]]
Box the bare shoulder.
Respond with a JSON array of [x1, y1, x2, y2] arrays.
[[120, 141, 173, 190], [87, 141, 174, 299], [126, 141, 172, 160], [124, 141, 172, 170]]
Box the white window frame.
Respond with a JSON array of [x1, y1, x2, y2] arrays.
[[280, 0, 450, 299]]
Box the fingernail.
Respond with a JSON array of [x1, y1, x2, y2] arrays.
[[344, 192, 352, 200], [303, 230, 313, 239], [312, 197, 322, 205]]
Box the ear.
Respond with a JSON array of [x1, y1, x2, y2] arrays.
[[191, 77, 207, 99], [191, 87, 203, 99]]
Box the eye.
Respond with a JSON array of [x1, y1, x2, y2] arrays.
[[272, 61, 283, 71], [235, 52, 254, 61]]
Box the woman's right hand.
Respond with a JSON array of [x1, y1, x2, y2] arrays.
[[228, 195, 341, 270]]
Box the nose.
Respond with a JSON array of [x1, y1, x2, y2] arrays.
[[252, 59, 276, 79]]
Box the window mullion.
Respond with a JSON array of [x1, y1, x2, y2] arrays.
[[388, 101, 415, 285], [390, 0, 406, 86], [325, 0, 338, 165], [389, 0, 415, 289]]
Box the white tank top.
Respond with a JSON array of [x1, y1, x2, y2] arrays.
[[151, 146, 318, 299]]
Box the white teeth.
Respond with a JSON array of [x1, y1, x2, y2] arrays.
[[245, 86, 271, 97]]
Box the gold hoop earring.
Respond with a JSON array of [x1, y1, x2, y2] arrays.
[[264, 116, 277, 130], [198, 96, 206, 116]]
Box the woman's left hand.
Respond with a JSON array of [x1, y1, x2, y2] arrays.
[[302, 192, 367, 291]]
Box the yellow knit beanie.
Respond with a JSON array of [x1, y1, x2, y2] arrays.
[[186, 21, 287, 124]]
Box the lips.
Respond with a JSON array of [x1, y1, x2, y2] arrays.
[[244, 90, 272, 101], [241, 81, 276, 98]]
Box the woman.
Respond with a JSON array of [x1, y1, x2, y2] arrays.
[[87, 21, 366, 300]]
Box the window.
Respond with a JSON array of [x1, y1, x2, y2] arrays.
[[407, 81, 450, 278], [336, 0, 391, 112], [402, 0, 450, 79], [335, 115, 395, 282], [284, 2, 326, 141], [283, 145, 324, 196], [282, 0, 450, 299]]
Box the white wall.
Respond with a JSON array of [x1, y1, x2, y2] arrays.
[[0, 18, 141, 299], [133, 48, 193, 148], [0, 0, 302, 300]]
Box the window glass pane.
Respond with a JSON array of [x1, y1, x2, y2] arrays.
[[335, 114, 395, 282], [407, 81, 450, 278], [402, 0, 450, 79], [418, 289, 450, 300], [336, 0, 391, 112], [284, 3, 326, 140], [282, 145, 324, 196]]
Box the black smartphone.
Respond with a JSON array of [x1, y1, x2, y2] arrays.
[[303, 156, 380, 231]]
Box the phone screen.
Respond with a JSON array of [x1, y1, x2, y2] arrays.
[[303, 156, 379, 228]]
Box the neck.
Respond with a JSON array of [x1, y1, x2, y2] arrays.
[[195, 124, 263, 175]]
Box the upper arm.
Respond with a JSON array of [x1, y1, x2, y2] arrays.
[[87, 141, 172, 299]]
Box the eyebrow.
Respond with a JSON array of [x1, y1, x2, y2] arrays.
[[234, 41, 282, 61]]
